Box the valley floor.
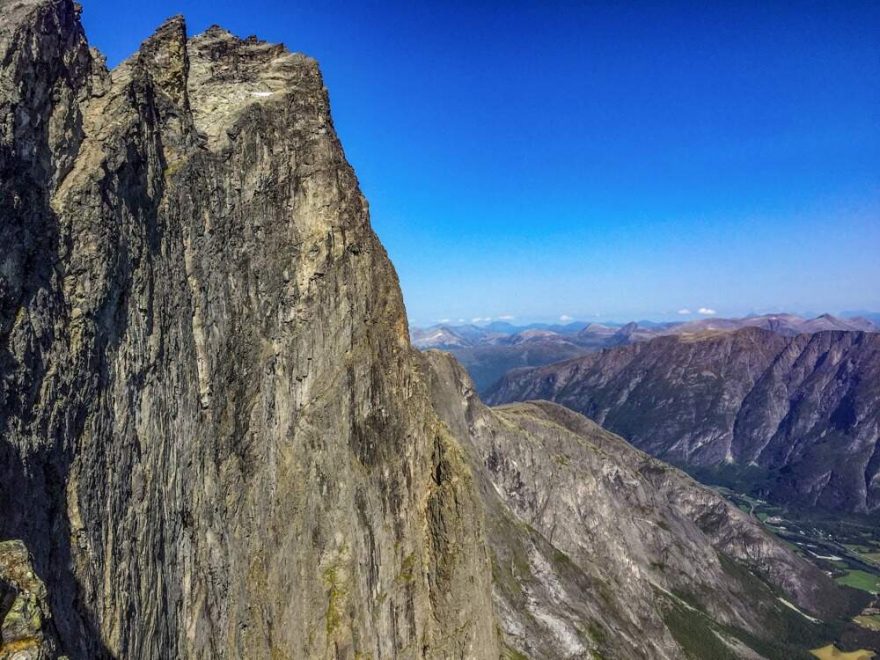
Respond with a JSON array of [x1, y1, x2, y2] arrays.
[[715, 486, 880, 653]]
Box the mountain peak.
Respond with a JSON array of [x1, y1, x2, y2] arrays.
[[138, 15, 188, 84]]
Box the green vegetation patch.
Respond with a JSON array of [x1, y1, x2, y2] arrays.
[[809, 644, 876, 660], [835, 570, 880, 594], [844, 545, 880, 566], [322, 565, 348, 637], [396, 553, 416, 584], [854, 615, 880, 632], [585, 620, 606, 644], [679, 554, 853, 659], [501, 643, 530, 660], [660, 598, 739, 660]]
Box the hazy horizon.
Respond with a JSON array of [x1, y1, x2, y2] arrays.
[[81, 1, 880, 328], [411, 308, 880, 329]]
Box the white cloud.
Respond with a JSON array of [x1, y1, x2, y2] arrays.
[[471, 316, 492, 324], [559, 314, 573, 322], [437, 318, 450, 324], [457, 318, 465, 323], [698, 307, 717, 315], [497, 314, 515, 321], [677, 308, 691, 315]]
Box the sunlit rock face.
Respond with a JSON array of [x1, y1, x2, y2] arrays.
[[0, 540, 61, 659], [0, 2, 496, 656], [0, 2, 870, 659]]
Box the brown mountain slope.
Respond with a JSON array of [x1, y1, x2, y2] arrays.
[[487, 327, 880, 514]]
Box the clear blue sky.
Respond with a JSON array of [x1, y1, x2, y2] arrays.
[[81, 0, 880, 325]]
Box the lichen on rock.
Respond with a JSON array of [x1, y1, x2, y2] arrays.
[[0, 541, 61, 660]]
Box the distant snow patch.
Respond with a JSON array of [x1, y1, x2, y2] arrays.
[[811, 553, 843, 561], [777, 597, 820, 623], [653, 583, 699, 612]]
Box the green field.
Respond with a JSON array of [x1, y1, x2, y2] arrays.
[[844, 544, 880, 566], [810, 644, 876, 660], [711, 487, 880, 599], [834, 569, 880, 593], [854, 615, 880, 632]]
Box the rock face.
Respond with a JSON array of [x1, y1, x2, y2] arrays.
[[0, 541, 61, 659], [0, 2, 872, 658], [487, 327, 880, 514], [1, 1, 496, 657]]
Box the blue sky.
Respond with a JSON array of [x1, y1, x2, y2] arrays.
[[81, 1, 880, 325]]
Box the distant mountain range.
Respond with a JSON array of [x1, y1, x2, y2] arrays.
[[412, 313, 880, 393], [485, 327, 880, 515]]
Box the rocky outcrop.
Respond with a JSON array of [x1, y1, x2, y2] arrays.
[[0, 1, 496, 657], [0, 541, 61, 659], [0, 2, 873, 658], [487, 327, 880, 513]]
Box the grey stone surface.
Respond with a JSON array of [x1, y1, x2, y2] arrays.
[[1, 2, 496, 657]]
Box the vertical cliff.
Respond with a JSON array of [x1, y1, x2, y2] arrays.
[[0, 1, 497, 657]]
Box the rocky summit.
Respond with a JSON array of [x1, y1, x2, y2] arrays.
[[487, 327, 880, 515], [0, 1, 875, 658]]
